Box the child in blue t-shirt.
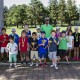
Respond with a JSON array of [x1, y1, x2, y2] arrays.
[[38, 31, 48, 67], [9, 28, 19, 45]]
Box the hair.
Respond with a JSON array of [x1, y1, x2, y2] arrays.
[[51, 30, 56, 33], [9, 36, 14, 40], [21, 30, 26, 35], [68, 30, 72, 35], [32, 32, 37, 35], [1, 28, 6, 31], [66, 26, 72, 31]]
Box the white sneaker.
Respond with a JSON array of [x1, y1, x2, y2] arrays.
[[30, 63, 33, 66], [9, 66, 12, 69], [55, 66, 58, 70], [36, 63, 38, 67], [50, 64, 54, 67], [15, 65, 18, 68]]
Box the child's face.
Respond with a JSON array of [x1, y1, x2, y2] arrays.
[[41, 33, 45, 38], [32, 34, 36, 39], [2, 30, 6, 34], [62, 33, 65, 37], [22, 33, 26, 37], [57, 29, 60, 32], [69, 31, 72, 35], [9, 39, 14, 43], [36, 29, 40, 33], [12, 31, 15, 34], [75, 29, 78, 33], [51, 32, 56, 37]]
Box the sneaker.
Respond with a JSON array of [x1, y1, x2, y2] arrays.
[[44, 63, 48, 66], [55, 66, 58, 70], [26, 61, 28, 64], [50, 64, 54, 67], [39, 63, 43, 67], [36, 63, 38, 67], [30, 62, 33, 66], [15, 65, 18, 68], [21, 61, 23, 64], [9, 66, 12, 69]]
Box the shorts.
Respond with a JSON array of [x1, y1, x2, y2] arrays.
[[30, 51, 38, 59], [20, 51, 29, 58], [9, 54, 17, 62], [68, 47, 73, 50], [1, 47, 8, 53], [74, 42, 79, 47], [39, 52, 47, 58], [48, 51, 57, 60], [59, 50, 69, 58]]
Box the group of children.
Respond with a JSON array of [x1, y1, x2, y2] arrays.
[[0, 25, 80, 70]]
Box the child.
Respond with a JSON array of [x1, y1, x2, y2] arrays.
[[56, 26, 61, 62], [9, 28, 19, 45], [36, 26, 41, 40], [30, 32, 39, 66], [19, 30, 29, 64], [56, 26, 61, 38], [0, 28, 9, 62], [66, 30, 74, 59], [58, 31, 69, 63], [24, 24, 31, 37], [38, 31, 48, 67], [73, 27, 80, 60], [48, 30, 58, 69], [6, 36, 18, 68]]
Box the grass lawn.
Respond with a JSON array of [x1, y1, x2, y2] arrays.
[[6, 26, 80, 36]]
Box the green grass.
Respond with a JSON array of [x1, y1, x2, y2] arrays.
[[6, 26, 80, 36]]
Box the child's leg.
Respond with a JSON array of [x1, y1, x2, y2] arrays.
[[9, 54, 13, 68], [25, 52, 29, 63], [65, 56, 69, 63], [20, 53, 24, 63], [1, 47, 4, 61], [13, 54, 17, 67], [74, 47, 77, 59], [76, 47, 79, 60]]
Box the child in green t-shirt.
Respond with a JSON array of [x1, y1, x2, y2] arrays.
[[58, 31, 69, 63]]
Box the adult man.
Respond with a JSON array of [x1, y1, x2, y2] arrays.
[[41, 17, 53, 38]]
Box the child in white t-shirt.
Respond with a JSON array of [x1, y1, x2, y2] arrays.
[[6, 36, 18, 68], [36, 26, 41, 40], [66, 30, 74, 59]]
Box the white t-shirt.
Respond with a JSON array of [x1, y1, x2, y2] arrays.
[[66, 36, 74, 48], [6, 42, 18, 54], [37, 32, 41, 40]]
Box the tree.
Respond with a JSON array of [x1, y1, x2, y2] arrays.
[[49, 0, 58, 26], [58, 0, 66, 26]]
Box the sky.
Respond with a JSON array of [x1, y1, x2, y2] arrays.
[[4, 0, 80, 8]]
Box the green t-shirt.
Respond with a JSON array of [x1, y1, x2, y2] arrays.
[[41, 24, 53, 38], [59, 37, 68, 50]]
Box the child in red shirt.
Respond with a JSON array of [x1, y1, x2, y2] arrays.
[[0, 28, 9, 62], [19, 30, 29, 64]]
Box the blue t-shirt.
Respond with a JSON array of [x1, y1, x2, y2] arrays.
[[9, 34, 19, 45], [49, 37, 58, 52], [26, 30, 31, 37], [38, 37, 48, 54]]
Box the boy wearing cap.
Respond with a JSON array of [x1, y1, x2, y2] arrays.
[[73, 27, 80, 60], [36, 26, 41, 40], [9, 28, 19, 45], [38, 31, 48, 67], [0, 28, 9, 62], [41, 17, 53, 38], [58, 31, 69, 63]]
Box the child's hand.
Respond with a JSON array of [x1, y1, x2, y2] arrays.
[[34, 48, 37, 50]]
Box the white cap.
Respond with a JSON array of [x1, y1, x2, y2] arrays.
[[45, 17, 49, 20], [74, 26, 78, 29], [11, 28, 16, 32], [36, 26, 41, 30], [56, 26, 60, 30]]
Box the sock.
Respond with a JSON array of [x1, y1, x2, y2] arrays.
[[10, 63, 12, 67]]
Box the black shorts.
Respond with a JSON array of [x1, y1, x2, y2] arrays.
[[59, 50, 69, 58], [74, 42, 79, 47]]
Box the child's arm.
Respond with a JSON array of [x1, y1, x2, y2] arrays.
[[6, 43, 9, 50]]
